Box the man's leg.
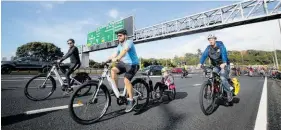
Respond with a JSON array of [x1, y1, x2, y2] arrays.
[[65, 64, 76, 88], [111, 62, 126, 94], [111, 67, 120, 89], [220, 66, 233, 102], [124, 65, 139, 112]]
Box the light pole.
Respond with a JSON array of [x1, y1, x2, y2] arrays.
[[276, 19, 281, 69]]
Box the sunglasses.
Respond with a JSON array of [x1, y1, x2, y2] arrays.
[[67, 42, 73, 44]]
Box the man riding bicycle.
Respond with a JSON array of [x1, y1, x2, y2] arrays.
[[59, 38, 81, 94], [109, 29, 140, 112], [198, 34, 233, 102]]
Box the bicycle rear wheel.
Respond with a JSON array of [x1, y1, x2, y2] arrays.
[[24, 74, 56, 101], [167, 88, 176, 101], [73, 76, 92, 96], [69, 82, 110, 125], [131, 79, 149, 112]]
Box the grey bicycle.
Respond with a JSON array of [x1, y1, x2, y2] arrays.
[[24, 61, 91, 101], [69, 60, 149, 124]]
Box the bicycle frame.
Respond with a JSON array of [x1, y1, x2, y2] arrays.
[[92, 64, 142, 102], [44, 64, 82, 88], [204, 67, 223, 99]]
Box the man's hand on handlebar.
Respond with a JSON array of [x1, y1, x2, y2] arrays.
[[112, 57, 120, 62]]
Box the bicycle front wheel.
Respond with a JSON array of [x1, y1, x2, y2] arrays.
[[24, 74, 56, 101], [199, 81, 218, 115], [69, 82, 110, 125]]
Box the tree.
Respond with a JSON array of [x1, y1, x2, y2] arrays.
[[16, 42, 64, 61]]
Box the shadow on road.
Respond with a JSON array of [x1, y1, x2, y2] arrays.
[[2, 111, 57, 126], [134, 92, 188, 115], [1, 87, 23, 91], [45, 92, 94, 101], [205, 97, 241, 115], [160, 104, 187, 130], [1, 88, 18, 91], [97, 109, 126, 123]]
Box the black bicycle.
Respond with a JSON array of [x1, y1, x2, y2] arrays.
[[199, 65, 235, 115], [181, 70, 188, 78]]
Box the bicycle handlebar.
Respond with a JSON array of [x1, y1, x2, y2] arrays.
[[103, 59, 118, 68]]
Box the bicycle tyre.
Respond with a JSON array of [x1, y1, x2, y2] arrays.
[[69, 81, 110, 125], [24, 74, 56, 101], [153, 82, 164, 101], [75, 76, 92, 96], [167, 88, 176, 101], [131, 78, 150, 112], [199, 81, 218, 115]]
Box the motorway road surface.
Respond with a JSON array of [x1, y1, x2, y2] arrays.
[[1, 74, 281, 130]]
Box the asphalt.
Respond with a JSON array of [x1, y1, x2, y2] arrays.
[[1, 74, 280, 130]]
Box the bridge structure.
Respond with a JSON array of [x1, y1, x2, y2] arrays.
[[80, 0, 281, 67]]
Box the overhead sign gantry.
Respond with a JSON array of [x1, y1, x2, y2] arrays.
[[79, 0, 281, 67]]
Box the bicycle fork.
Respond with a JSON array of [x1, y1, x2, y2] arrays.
[[90, 79, 104, 104]]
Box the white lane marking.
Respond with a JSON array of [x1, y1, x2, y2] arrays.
[[254, 77, 267, 130], [25, 104, 83, 115], [2, 77, 66, 81], [193, 84, 202, 86], [1, 77, 33, 79], [1, 80, 26, 82]]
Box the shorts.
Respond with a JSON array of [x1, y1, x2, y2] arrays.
[[116, 62, 140, 81]]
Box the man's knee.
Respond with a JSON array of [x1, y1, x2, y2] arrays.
[[220, 75, 226, 80], [124, 77, 131, 84], [111, 67, 119, 74]]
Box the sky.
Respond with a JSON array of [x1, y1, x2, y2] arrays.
[[1, 1, 281, 63]]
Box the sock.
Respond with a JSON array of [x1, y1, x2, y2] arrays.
[[127, 98, 133, 101]]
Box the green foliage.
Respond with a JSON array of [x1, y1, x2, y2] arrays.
[[138, 49, 281, 68], [16, 42, 64, 61], [86, 49, 281, 68], [89, 60, 103, 68]]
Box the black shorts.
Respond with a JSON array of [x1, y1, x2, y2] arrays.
[[116, 62, 139, 81]]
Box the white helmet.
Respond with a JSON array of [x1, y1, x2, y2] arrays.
[[207, 34, 217, 40]]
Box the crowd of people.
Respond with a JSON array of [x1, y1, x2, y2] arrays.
[[230, 65, 280, 79]]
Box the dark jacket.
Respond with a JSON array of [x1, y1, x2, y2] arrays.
[[200, 41, 229, 66], [61, 46, 80, 64]]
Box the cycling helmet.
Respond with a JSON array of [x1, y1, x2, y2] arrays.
[[207, 34, 217, 40], [115, 29, 127, 35]]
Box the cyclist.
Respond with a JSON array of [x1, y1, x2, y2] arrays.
[[109, 29, 140, 112], [59, 38, 81, 94], [182, 63, 188, 77], [198, 34, 233, 102]]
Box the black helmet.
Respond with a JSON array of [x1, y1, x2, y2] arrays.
[[67, 38, 75, 43], [115, 29, 127, 35]]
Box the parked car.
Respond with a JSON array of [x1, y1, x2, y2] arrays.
[[1, 57, 52, 74], [171, 67, 184, 73], [141, 65, 163, 75]]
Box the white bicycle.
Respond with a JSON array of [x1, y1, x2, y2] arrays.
[[24, 61, 91, 101], [69, 60, 149, 124]]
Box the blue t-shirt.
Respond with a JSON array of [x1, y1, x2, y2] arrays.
[[116, 40, 139, 65]]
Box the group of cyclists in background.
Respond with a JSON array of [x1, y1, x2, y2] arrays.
[[230, 65, 280, 78]]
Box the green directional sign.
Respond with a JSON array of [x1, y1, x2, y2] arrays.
[[87, 18, 126, 46]]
